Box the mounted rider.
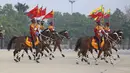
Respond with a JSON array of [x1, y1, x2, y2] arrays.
[[94, 21, 104, 50], [48, 21, 55, 33], [104, 22, 111, 33], [29, 19, 39, 48]]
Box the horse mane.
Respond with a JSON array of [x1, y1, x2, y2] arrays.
[[58, 30, 67, 34]]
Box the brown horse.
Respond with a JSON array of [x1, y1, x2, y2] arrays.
[[7, 36, 43, 63], [74, 30, 122, 65], [50, 30, 70, 57], [40, 29, 70, 57]]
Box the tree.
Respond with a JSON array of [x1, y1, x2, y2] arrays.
[[110, 8, 126, 30], [15, 2, 29, 13]]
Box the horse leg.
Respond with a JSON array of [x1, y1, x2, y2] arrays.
[[47, 45, 55, 58], [57, 43, 65, 57], [35, 48, 42, 63], [44, 48, 52, 60], [112, 46, 120, 59], [85, 51, 90, 65], [24, 48, 32, 60], [53, 43, 57, 52], [90, 49, 97, 61], [76, 51, 82, 64], [17, 49, 25, 62], [95, 50, 103, 65], [21, 50, 25, 58], [32, 48, 36, 60], [107, 50, 114, 65], [13, 50, 19, 62], [83, 50, 90, 65]]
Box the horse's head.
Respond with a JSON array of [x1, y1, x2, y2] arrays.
[[59, 30, 70, 39], [109, 31, 120, 41], [116, 30, 124, 39]]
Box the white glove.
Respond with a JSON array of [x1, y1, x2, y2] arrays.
[[34, 28, 37, 30], [99, 30, 101, 32], [105, 33, 108, 35]]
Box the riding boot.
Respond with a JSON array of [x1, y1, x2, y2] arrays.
[[32, 40, 36, 49], [97, 41, 101, 51], [31, 36, 36, 49]]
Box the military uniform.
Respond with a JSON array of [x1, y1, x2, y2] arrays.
[[94, 22, 104, 50], [48, 21, 55, 32], [104, 22, 110, 33], [30, 19, 38, 48]]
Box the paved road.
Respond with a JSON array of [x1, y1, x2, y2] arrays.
[[0, 49, 130, 73]]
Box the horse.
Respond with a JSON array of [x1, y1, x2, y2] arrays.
[[103, 30, 124, 60], [74, 30, 122, 65], [49, 30, 70, 57], [14, 28, 57, 61], [7, 35, 44, 63]]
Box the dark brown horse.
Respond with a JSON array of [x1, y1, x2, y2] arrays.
[[40, 29, 70, 57], [50, 30, 70, 57], [7, 36, 43, 63], [74, 30, 123, 65]]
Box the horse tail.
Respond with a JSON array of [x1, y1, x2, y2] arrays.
[[74, 38, 82, 52], [7, 36, 17, 51]]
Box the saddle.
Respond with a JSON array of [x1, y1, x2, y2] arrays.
[[91, 36, 104, 50], [25, 36, 40, 47]]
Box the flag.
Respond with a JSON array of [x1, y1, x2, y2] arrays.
[[104, 9, 110, 18], [27, 5, 38, 18], [41, 7, 46, 16], [89, 5, 105, 22], [35, 7, 46, 17], [95, 5, 104, 18], [35, 7, 43, 17], [89, 5, 104, 19], [42, 10, 54, 20]]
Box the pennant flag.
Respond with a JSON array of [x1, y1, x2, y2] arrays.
[[42, 10, 54, 20], [89, 5, 105, 22], [104, 9, 110, 18], [35, 7, 43, 17], [27, 5, 38, 19], [41, 7, 46, 16], [35, 7, 46, 17]]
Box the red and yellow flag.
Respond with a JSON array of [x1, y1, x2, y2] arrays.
[[42, 10, 54, 20], [104, 9, 110, 18], [27, 5, 38, 18], [35, 7, 43, 17], [41, 7, 46, 16], [89, 5, 104, 21]]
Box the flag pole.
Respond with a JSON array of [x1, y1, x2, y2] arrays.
[[52, 10, 55, 27], [109, 9, 111, 25]]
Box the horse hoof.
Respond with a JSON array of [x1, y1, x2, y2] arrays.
[[105, 61, 108, 63], [88, 62, 90, 65], [117, 55, 120, 58], [45, 54, 48, 57], [14, 59, 18, 62], [62, 54, 65, 57], [36, 60, 40, 63], [101, 58, 104, 60], [36, 58, 40, 61], [84, 59, 88, 63], [52, 55, 55, 58], [49, 58, 52, 60], [95, 63, 98, 65], [81, 58, 84, 62], [21, 54, 24, 57], [76, 62, 79, 64], [29, 56, 32, 60], [114, 59, 117, 61], [17, 57, 20, 61]]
